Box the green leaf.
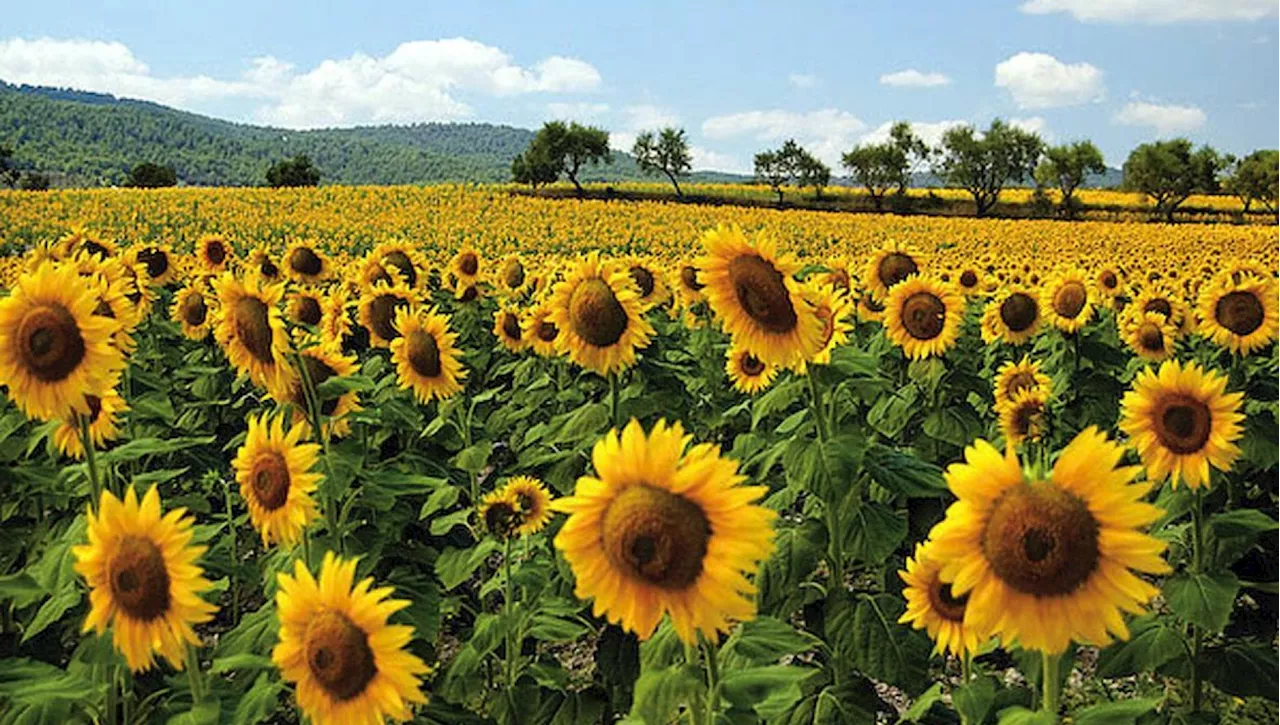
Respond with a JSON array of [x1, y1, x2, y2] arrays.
[[1208, 509, 1278, 568], [0, 572, 45, 608], [757, 519, 825, 616], [214, 604, 278, 659], [953, 676, 998, 725], [1163, 571, 1239, 633], [453, 442, 493, 474], [1095, 615, 1187, 678], [752, 378, 804, 430], [231, 673, 284, 725], [922, 403, 982, 447], [898, 682, 944, 723], [719, 664, 813, 720], [418, 485, 461, 519], [0, 657, 95, 707], [100, 435, 215, 464], [165, 700, 220, 725], [723, 616, 822, 666], [996, 706, 1056, 725], [209, 653, 274, 675], [842, 594, 930, 695], [528, 614, 588, 642], [843, 501, 907, 564], [628, 664, 701, 725], [436, 540, 498, 590], [21, 587, 80, 644], [1072, 697, 1161, 724], [1201, 641, 1279, 700], [862, 444, 946, 497], [428, 508, 472, 536]]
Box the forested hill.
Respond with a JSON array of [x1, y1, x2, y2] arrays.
[[2, 82, 734, 186]]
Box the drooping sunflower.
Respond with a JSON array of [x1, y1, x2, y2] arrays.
[[86, 266, 141, 356], [1196, 275, 1279, 355], [0, 261, 124, 421], [212, 272, 294, 391], [883, 276, 963, 360], [981, 286, 1042, 346], [1119, 359, 1245, 489], [273, 553, 430, 725], [548, 254, 654, 375], [198, 235, 233, 274], [287, 288, 326, 329], [170, 282, 214, 340], [285, 241, 332, 285], [802, 281, 854, 365], [493, 307, 527, 352], [232, 412, 322, 546], [1120, 310, 1177, 362], [500, 475, 554, 536], [247, 245, 283, 283], [998, 388, 1048, 447], [929, 428, 1170, 654], [73, 487, 219, 671], [269, 344, 362, 440], [899, 541, 983, 657], [863, 240, 926, 300], [126, 245, 176, 287], [450, 247, 482, 289], [525, 303, 561, 358], [992, 355, 1052, 408], [725, 344, 777, 394], [478, 489, 522, 539], [53, 377, 129, 459], [1041, 268, 1094, 334], [553, 419, 776, 643], [357, 280, 418, 348], [696, 225, 821, 368], [389, 307, 467, 403]]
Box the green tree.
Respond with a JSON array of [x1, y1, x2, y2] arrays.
[[1224, 149, 1278, 214], [937, 119, 1044, 217], [18, 172, 51, 191], [794, 147, 831, 200], [510, 139, 561, 190], [754, 149, 791, 203], [266, 155, 322, 187], [0, 143, 18, 188], [126, 161, 178, 188], [523, 121, 611, 196], [632, 127, 692, 197], [842, 144, 900, 210], [1122, 139, 1227, 222], [1034, 140, 1107, 218]]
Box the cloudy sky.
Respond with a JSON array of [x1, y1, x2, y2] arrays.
[[2, 0, 1276, 172]]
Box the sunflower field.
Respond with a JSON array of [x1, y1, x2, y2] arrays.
[[0, 185, 1276, 725]]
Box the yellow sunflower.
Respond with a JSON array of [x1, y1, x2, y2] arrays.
[[495, 255, 528, 297], [269, 344, 362, 440], [197, 235, 233, 274], [883, 276, 964, 360], [285, 241, 332, 284], [287, 288, 326, 329], [273, 553, 430, 725], [500, 475, 554, 536], [389, 307, 467, 403], [319, 289, 353, 349], [696, 225, 821, 368], [525, 303, 561, 358], [1119, 359, 1245, 490], [1120, 310, 1177, 362], [725, 344, 777, 395], [478, 488, 523, 539], [548, 254, 654, 375], [493, 307, 527, 352], [899, 541, 983, 657], [212, 272, 294, 391], [170, 283, 214, 341], [855, 292, 885, 324], [357, 280, 418, 348], [674, 262, 706, 306], [232, 412, 322, 546], [553, 419, 776, 643], [998, 388, 1048, 447], [930, 428, 1170, 654], [126, 245, 176, 287], [863, 240, 926, 300], [992, 356, 1052, 408], [1130, 285, 1190, 331], [802, 281, 854, 365], [73, 487, 218, 671], [1042, 268, 1095, 334], [981, 287, 1042, 346], [1196, 275, 1279, 355], [247, 245, 283, 283], [1095, 266, 1124, 300], [372, 241, 425, 289], [626, 259, 668, 310], [53, 377, 128, 459], [451, 247, 482, 288], [955, 268, 983, 297], [0, 261, 124, 421]]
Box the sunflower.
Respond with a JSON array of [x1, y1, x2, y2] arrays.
[[493, 307, 527, 352], [358, 255, 399, 291], [821, 257, 853, 292], [478, 489, 522, 539], [855, 292, 885, 324], [53, 377, 128, 459], [495, 255, 528, 297], [864, 240, 925, 300], [992, 355, 1052, 408], [1121, 310, 1177, 362], [285, 241, 331, 284], [998, 388, 1048, 447], [1095, 266, 1124, 300], [357, 280, 418, 348], [86, 268, 141, 356], [1196, 275, 1279, 355], [548, 254, 654, 375], [1119, 359, 1245, 490], [319, 289, 354, 349], [725, 344, 776, 394], [212, 272, 294, 391], [802, 281, 854, 365], [1131, 285, 1189, 331], [232, 412, 322, 546], [372, 241, 425, 289], [553, 419, 776, 643], [981, 287, 1042, 346], [287, 288, 326, 328], [273, 553, 430, 725], [899, 541, 982, 657], [955, 267, 983, 297], [0, 261, 124, 421], [450, 247, 482, 289], [1042, 269, 1094, 333], [73, 487, 218, 671], [171, 283, 214, 341], [269, 344, 362, 440], [929, 428, 1170, 654], [525, 303, 561, 358], [500, 475, 554, 536], [883, 277, 963, 360], [626, 259, 668, 310], [247, 245, 283, 283], [696, 225, 821, 368], [389, 307, 467, 403], [674, 262, 706, 306], [198, 236, 232, 274], [126, 245, 176, 286]]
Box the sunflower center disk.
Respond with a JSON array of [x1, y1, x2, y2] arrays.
[[252, 453, 291, 510], [629, 267, 655, 297], [503, 260, 525, 289], [1138, 323, 1164, 352], [205, 242, 227, 265], [1215, 290, 1265, 336], [602, 485, 711, 590], [982, 485, 1099, 597], [383, 252, 416, 286], [727, 255, 797, 334], [232, 296, 275, 364], [260, 259, 279, 279], [1000, 293, 1038, 332], [109, 535, 171, 620], [1013, 402, 1041, 438], [18, 303, 86, 383], [138, 248, 168, 278], [959, 270, 978, 288], [406, 330, 442, 378], [741, 352, 766, 376], [305, 610, 377, 701], [501, 313, 522, 341], [1006, 372, 1037, 399], [681, 266, 704, 291], [181, 294, 208, 326], [878, 253, 918, 290], [569, 278, 628, 347], [369, 295, 405, 341], [901, 292, 945, 340], [1144, 298, 1172, 318], [928, 580, 968, 622], [458, 253, 479, 277], [484, 501, 521, 537], [1155, 394, 1212, 454], [296, 297, 322, 326], [289, 248, 323, 276], [536, 320, 559, 342], [1053, 282, 1087, 318], [1099, 271, 1117, 289]]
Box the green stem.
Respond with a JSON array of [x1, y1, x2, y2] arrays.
[[699, 633, 720, 725], [295, 352, 343, 555], [80, 414, 105, 508], [1189, 488, 1205, 712], [502, 535, 520, 715], [185, 643, 203, 705], [1041, 651, 1061, 718], [961, 652, 972, 684], [222, 481, 240, 626], [806, 372, 829, 442], [609, 371, 620, 430]]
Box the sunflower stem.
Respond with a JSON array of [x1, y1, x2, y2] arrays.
[[1189, 488, 1205, 712], [609, 371, 621, 430], [503, 535, 519, 708], [79, 413, 105, 509], [961, 652, 972, 684], [698, 633, 721, 725], [222, 480, 240, 626], [295, 351, 343, 556], [806, 372, 829, 443], [1040, 651, 1061, 718], [185, 643, 204, 706]]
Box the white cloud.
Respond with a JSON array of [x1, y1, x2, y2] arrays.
[[788, 73, 819, 89], [879, 69, 951, 88], [609, 104, 681, 151], [702, 108, 866, 168], [1019, 0, 1276, 23], [545, 102, 609, 120], [857, 120, 966, 148], [1009, 116, 1050, 137], [994, 52, 1105, 109], [690, 146, 746, 173], [0, 36, 602, 128], [1113, 101, 1206, 135]]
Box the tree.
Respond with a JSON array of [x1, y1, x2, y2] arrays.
[[510, 140, 560, 190], [754, 149, 791, 203], [753, 139, 827, 203], [1034, 140, 1107, 218], [1122, 139, 1227, 222], [1224, 149, 1278, 214], [126, 161, 178, 188], [794, 148, 830, 200], [632, 127, 692, 197], [18, 172, 50, 191], [266, 155, 321, 187], [937, 119, 1044, 217], [519, 121, 611, 196], [0, 144, 18, 188]]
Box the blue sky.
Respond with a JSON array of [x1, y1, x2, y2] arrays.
[[2, 0, 1276, 171]]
